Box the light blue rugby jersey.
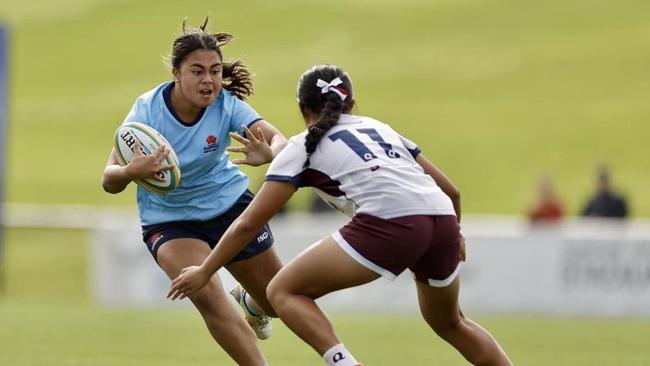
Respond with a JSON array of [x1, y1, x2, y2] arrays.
[[123, 81, 263, 225]]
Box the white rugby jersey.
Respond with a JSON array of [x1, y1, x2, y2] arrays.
[[265, 114, 456, 219]]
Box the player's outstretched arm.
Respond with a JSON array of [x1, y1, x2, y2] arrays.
[[167, 181, 295, 300], [228, 120, 288, 166], [416, 154, 462, 222]]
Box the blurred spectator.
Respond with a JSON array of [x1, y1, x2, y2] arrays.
[[527, 174, 564, 223], [581, 165, 628, 218]]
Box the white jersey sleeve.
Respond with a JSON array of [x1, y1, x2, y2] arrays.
[[399, 135, 421, 158], [265, 133, 309, 186], [265, 132, 357, 216]]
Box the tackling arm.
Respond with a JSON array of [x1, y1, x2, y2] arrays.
[[415, 154, 461, 223], [250, 120, 288, 159], [228, 120, 288, 166], [168, 181, 296, 299]]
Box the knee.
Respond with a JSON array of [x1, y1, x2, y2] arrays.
[[249, 291, 278, 318], [190, 291, 218, 315], [191, 290, 233, 321], [427, 312, 465, 339], [265, 276, 288, 311]]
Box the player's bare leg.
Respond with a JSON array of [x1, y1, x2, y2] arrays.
[[226, 247, 282, 317], [157, 238, 267, 366], [227, 247, 283, 339], [416, 277, 513, 366], [267, 235, 378, 365]]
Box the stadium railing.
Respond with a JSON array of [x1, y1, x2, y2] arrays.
[[4, 203, 650, 317]]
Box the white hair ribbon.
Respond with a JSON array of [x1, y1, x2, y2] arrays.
[[316, 77, 348, 100]]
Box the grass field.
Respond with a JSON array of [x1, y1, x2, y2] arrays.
[[0, 0, 649, 215], [2, 301, 649, 366], [1, 1, 650, 365], [2, 227, 650, 365]]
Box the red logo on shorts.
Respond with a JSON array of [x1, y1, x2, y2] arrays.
[[149, 233, 164, 250]]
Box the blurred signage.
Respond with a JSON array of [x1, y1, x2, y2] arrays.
[[561, 240, 650, 290], [90, 213, 650, 317]]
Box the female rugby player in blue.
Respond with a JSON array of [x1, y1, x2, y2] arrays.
[[102, 19, 285, 366], [168, 64, 513, 366]]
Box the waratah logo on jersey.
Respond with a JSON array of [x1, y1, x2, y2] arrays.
[[203, 135, 219, 153]]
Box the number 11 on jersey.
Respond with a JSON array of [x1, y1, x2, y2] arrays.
[[329, 128, 401, 162]]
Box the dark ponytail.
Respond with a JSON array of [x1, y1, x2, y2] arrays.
[[297, 65, 354, 168], [167, 17, 254, 100], [221, 60, 253, 101]]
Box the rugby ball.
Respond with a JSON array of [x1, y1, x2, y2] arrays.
[[114, 122, 181, 194]]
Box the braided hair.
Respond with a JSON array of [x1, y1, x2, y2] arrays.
[[298, 65, 354, 168], [167, 17, 253, 100]]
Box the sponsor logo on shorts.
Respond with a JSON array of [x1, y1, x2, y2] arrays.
[[203, 135, 219, 153], [150, 233, 164, 251], [256, 231, 269, 243]]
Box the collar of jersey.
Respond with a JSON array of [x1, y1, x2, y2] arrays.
[[163, 82, 219, 127], [338, 114, 363, 124]]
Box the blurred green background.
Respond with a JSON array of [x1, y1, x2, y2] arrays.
[[1, 0, 648, 215], [1, 1, 650, 365]]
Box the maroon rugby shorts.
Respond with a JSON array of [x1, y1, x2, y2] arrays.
[[332, 214, 461, 287]]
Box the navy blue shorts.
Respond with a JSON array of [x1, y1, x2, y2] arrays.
[[141, 190, 274, 264]]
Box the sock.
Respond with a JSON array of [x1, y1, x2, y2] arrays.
[[242, 290, 264, 316], [322, 343, 358, 366]]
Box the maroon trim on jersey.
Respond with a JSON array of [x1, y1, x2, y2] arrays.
[[297, 169, 345, 197]]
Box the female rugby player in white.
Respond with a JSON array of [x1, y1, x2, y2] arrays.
[[168, 64, 513, 366], [102, 19, 286, 366]]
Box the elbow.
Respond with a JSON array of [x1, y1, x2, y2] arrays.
[[234, 216, 262, 235], [447, 187, 461, 203], [271, 138, 288, 159], [232, 211, 269, 239], [277, 135, 288, 149], [101, 177, 112, 194], [102, 183, 118, 194], [102, 178, 122, 194]]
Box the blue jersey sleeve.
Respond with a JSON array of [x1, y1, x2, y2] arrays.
[[123, 96, 149, 124], [230, 97, 263, 134]]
